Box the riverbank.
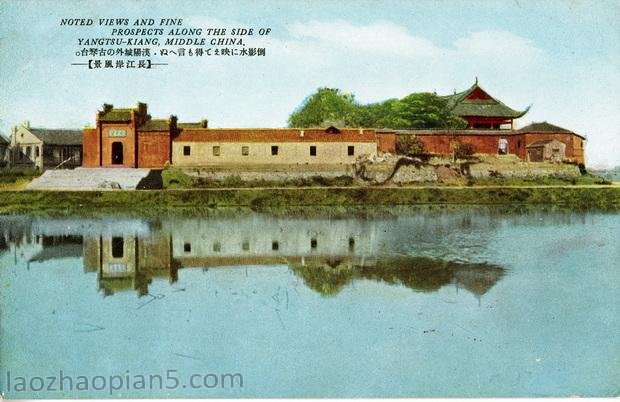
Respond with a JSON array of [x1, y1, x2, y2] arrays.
[[1, 185, 619, 214]]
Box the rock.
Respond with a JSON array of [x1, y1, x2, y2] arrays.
[[98, 180, 122, 189]]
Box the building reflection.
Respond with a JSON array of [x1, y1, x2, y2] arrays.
[[1, 215, 506, 298]]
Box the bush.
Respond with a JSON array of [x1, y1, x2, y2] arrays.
[[454, 142, 475, 160], [396, 135, 426, 157], [0, 167, 41, 183]]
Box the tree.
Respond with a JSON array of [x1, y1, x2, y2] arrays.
[[395, 135, 426, 156], [288, 88, 468, 130], [288, 88, 362, 128]]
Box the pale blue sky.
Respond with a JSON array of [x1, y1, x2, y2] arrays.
[[1, 0, 618, 167]]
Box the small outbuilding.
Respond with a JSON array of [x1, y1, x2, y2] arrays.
[[526, 139, 566, 162], [9, 121, 82, 170]]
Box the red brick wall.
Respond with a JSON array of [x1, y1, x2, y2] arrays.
[[101, 123, 136, 168], [376, 133, 396, 153], [137, 131, 171, 168], [82, 128, 100, 167], [417, 134, 526, 158]]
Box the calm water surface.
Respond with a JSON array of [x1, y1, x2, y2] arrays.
[[0, 207, 618, 397]]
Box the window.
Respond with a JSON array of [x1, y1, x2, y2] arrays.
[[213, 242, 221, 252], [213, 146, 220, 156], [111, 237, 124, 258], [242, 146, 249, 156], [309, 146, 316, 156], [272, 241, 279, 251], [517, 140, 522, 148], [271, 145, 279, 156], [35, 146, 40, 158], [183, 146, 191, 156], [347, 146, 355, 156], [26, 146, 31, 158], [242, 240, 250, 251], [310, 238, 317, 249], [184, 243, 191, 253], [349, 237, 355, 251]]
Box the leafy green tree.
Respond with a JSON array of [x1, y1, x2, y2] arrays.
[[288, 88, 361, 128], [288, 88, 468, 129]]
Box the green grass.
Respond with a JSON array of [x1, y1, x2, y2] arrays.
[[162, 166, 356, 189], [466, 173, 611, 187], [0, 186, 618, 215], [0, 167, 41, 184]]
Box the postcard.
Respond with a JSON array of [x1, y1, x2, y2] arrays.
[[0, 0, 618, 399]]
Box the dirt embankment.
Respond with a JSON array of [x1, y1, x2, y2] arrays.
[[355, 154, 582, 185]]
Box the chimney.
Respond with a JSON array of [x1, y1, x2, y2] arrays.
[[168, 115, 178, 130], [200, 119, 208, 128], [23, 120, 30, 128], [300, 130, 304, 137]]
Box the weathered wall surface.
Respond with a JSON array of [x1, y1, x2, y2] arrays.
[[524, 133, 585, 163], [172, 141, 377, 166], [137, 131, 170, 168], [82, 128, 100, 167]]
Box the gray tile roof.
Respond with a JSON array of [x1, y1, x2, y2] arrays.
[[442, 81, 529, 118], [30, 128, 83, 145]]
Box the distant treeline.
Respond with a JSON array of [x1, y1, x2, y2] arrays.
[[288, 87, 467, 129]]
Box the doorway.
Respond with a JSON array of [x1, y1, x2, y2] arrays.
[[111, 142, 123, 165]]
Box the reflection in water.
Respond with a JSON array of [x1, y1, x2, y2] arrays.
[[291, 257, 503, 297], [0, 213, 505, 298]]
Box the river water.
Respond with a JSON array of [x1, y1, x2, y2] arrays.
[[0, 207, 618, 397]]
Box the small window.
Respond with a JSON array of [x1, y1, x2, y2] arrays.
[[35, 146, 40, 158], [272, 241, 279, 251], [271, 145, 279, 156], [349, 237, 355, 251], [212, 146, 220, 156], [111, 237, 124, 258], [347, 146, 355, 156], [242, 240, 250, 251], [242, 146, 249, 156], [183, 146, 191, 156], [310, 238, 317, 249], [309, 146, 316, 156], [213, 242, 221, 252], [184, 243, 191, 253]]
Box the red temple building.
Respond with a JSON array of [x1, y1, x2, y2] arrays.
[[443, 79, 530, 129]]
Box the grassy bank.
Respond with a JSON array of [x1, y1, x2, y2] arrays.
[[0, 167, 41, 190], [1, 186, 619, 214]]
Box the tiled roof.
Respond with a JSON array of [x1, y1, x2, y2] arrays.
[[30, 128, 83, 145], [443, 82, 529, 118], [519, 122, 570, 133], [518, 122, 586, 139], [139, 119, 170, 131], [377, 129, 516, 136], [99, 108, 133, 122], [174, 128, 377, 143], [178, 120, 208, 129], [526, 140, 561, 148]]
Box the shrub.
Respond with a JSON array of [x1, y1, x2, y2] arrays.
[[396, 135, 426, 157], [454, 142, 475, 160]]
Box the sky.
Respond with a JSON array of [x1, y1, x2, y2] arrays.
[[0, 0, 618, 167]]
